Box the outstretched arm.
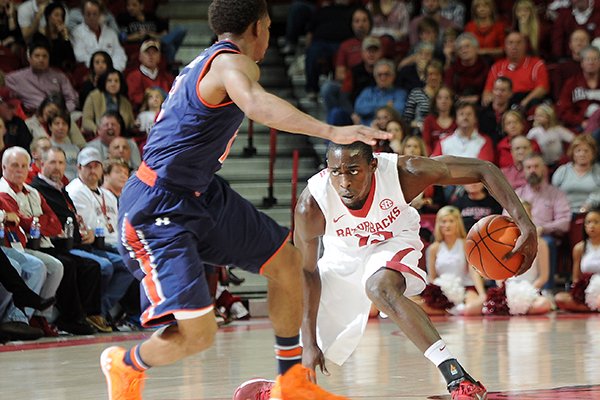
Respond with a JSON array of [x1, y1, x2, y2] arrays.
[[208, 53, 391, 145], [398, 155, 538, 275], [294, 187, 327, 379]]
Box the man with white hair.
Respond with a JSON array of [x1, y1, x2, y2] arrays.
[[0, 147, 100, 335]]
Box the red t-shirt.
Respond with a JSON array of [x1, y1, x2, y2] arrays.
[[484, 56, 549, 94]]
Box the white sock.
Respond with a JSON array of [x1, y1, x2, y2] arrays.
[[424, 339, 455, 367]]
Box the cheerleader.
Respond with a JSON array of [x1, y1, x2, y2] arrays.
[[483, 201, 553, 315], [555, 208, 600, 312], [416, 206, 486, 316]]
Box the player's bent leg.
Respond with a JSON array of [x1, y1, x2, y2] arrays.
[[101, 313, 217, 400], [365, 268, 487, 399], [261, 242, 303, 337], [138, 312, 218, 367], [365, 268, 440, 351]]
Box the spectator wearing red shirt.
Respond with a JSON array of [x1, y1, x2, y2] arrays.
[[125, 39, 174, 112], [495, 110, 540, 169], [422, 85, 456, 153], [444, 32, 490, 104], [432, 102, 494, 162], [557, 46, 600, 132], [482, 32, 549, 111], [464, 0, 506, 60], [551, 0, 600, 61]]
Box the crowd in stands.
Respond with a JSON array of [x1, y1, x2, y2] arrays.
[[285, 0, 600, 317], [0, 0, 189, 341], [3, 0, 600, 340]]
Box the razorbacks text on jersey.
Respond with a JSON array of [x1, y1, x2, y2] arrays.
[[308, 152, 421, 262], [142, 40, 244, 193]]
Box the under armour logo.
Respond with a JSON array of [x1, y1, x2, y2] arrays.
[[155, 217, 170, 226]]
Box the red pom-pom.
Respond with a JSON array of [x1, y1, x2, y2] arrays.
[[482, 285, 510, 315], [570, 273, 593, 304], [421, 283, 455, 310]]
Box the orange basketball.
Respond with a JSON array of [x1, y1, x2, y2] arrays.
[[465, 215, 524, 280]]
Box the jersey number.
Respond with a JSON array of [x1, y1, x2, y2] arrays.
[[356, 231, 393, 247]]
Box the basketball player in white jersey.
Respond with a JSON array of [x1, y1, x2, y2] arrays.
[[294, 141, 538, 399]]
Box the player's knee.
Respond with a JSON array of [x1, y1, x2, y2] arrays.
[[265, 243, 302, 282], [182, 322, 218, 354], [365, 270, 405, 303]]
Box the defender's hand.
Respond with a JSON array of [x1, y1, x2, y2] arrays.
[[330, 125, 392, 146]]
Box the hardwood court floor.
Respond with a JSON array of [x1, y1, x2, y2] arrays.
[[1, 313, 599, 399]]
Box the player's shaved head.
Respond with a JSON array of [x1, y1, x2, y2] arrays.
[[326, 141, 374, 164]]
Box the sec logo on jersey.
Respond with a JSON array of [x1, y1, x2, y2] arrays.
[[379, 198, 393, 210]]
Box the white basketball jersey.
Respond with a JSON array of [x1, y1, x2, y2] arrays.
[[308, 152, 421, 270], [306, 153, 426, 366]]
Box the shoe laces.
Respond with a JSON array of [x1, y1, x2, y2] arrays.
[[254, 387, 271, 400], [126, 374, 144, 397], [452, 381, 484, 398]]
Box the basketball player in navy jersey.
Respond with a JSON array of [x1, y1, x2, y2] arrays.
[[99, 0, 390, 399], [294, 142, 538, 399]]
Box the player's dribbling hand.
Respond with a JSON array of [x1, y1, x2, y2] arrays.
[[302, 344, 329, 383], [505, 222, 538, 276], [330, 125, 392, 146]]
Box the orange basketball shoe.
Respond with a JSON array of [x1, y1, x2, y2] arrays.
[[101, 346, 145, 400], [233, 364, 347, 400]]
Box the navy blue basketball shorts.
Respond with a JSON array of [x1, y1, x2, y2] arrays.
[[118, 171, 289, 327]]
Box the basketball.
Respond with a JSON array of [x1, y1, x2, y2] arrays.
[[465, 215, 524, 280]]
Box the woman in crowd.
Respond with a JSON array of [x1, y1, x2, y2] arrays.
[[464, 0, 505, 60], [33, 2, 76, 73], [422, 85, 456, 153], [555, 208, 600, 312], [483, 201, 553, 316], [403, 60, 443, 134], [551, 134, 600, 214], [82, 69, 135, 135], [25, 94, 86, 149], [78, 51, 114, 110]]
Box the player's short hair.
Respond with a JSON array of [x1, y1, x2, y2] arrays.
[[208, 0, 268, 36], [326, 141, 374, 164]]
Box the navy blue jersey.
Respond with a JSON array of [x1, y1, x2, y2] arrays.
[[142, 40, 244, 192]]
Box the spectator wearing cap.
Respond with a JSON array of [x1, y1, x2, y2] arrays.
[[116, 0, 187, 65], [85, 111, 141, 170], [125, 39, 174, 111], [0, 86, 32, 154], [71, 0, 127, 72], [5, 41, 79, 113], [66, 147, 119, 252], [34, 146, 134, 333], [323, 35, 383, 126]]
